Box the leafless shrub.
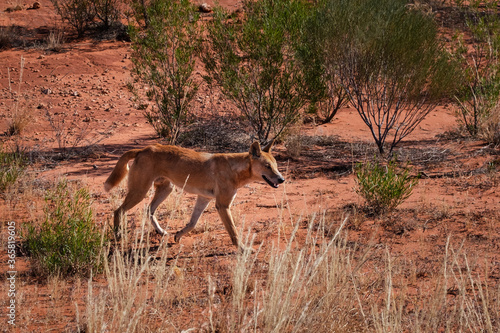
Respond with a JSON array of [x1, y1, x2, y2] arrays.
[[50, 0, 95, 37]]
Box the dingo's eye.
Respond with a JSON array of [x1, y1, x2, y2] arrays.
[[266, 165, 272, 170]]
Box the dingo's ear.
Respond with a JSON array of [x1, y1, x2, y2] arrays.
[[250, 141, 261, 158], [262, 139, 274, 153]]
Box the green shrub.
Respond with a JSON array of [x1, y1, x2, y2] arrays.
[[311, 0, 456, 155], [299, 1, 349, 124], [0, 145, 27, 194], [355, 159, 418, 214], [129, 0, 201, 144], [23, 180, 106, 278], [202, 0, 310, 143]]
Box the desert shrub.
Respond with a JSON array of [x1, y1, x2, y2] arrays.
[[129, 0, 201, 144], [0, 26, 18, 49], [312, 0, 456, 155], [355, 159, 418, 214], [202, 0, 310, 144], [50, 0, 96, 37], [452, 0, 500, 138], [92, 0, 121, 29], [298, 2, 349, 124], [23, 179, 106, 277], [0, 145, 27, 194]]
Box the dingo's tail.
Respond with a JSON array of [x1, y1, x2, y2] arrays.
[[104, 149, 142, 192]]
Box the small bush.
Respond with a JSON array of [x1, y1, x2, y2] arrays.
[[355, 159, 418, 214], [130, 0, 201, 144], [313, 0, 456, 155], [203, 0, 310, 143], [0, 145, 27, 194], [23, 179, 106, 277], [51, 0, 95, 37]]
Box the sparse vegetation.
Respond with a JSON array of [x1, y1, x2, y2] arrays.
[[355, 158, 418, 214], [49, 0, 123, 37], [44, 108, 106, 159], [76, 209, 499, 332], [22, 179, 107, 278]]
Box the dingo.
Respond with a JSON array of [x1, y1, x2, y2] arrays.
[[104, 141, 284, 250]]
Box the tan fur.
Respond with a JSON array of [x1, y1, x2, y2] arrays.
[[104, 141, 284, 250]]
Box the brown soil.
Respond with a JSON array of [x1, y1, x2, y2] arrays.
[[0, 2, 499, 332]]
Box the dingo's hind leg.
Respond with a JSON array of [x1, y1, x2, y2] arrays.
[[174, 196, 211, 243], [113, 170, 153, 235], [149, 178, 173, 235], [114, 187, 150, 234]]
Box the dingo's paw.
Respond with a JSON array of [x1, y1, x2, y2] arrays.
[[174, 231, 182, 243]]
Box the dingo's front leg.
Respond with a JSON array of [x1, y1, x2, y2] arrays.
[[174, 196, 211, 243], [214, 199, 242, 250]]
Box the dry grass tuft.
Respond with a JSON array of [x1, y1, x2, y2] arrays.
[[482, 103, 500, 146], [6, 56, 33, 136], [45, 30, 65, 52]]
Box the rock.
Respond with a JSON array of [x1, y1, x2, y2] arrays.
[[199, 3, 212, 13], [32, 2, 41, 9]]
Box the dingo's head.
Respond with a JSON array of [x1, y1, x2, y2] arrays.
[[249, 140, 285, 188]]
